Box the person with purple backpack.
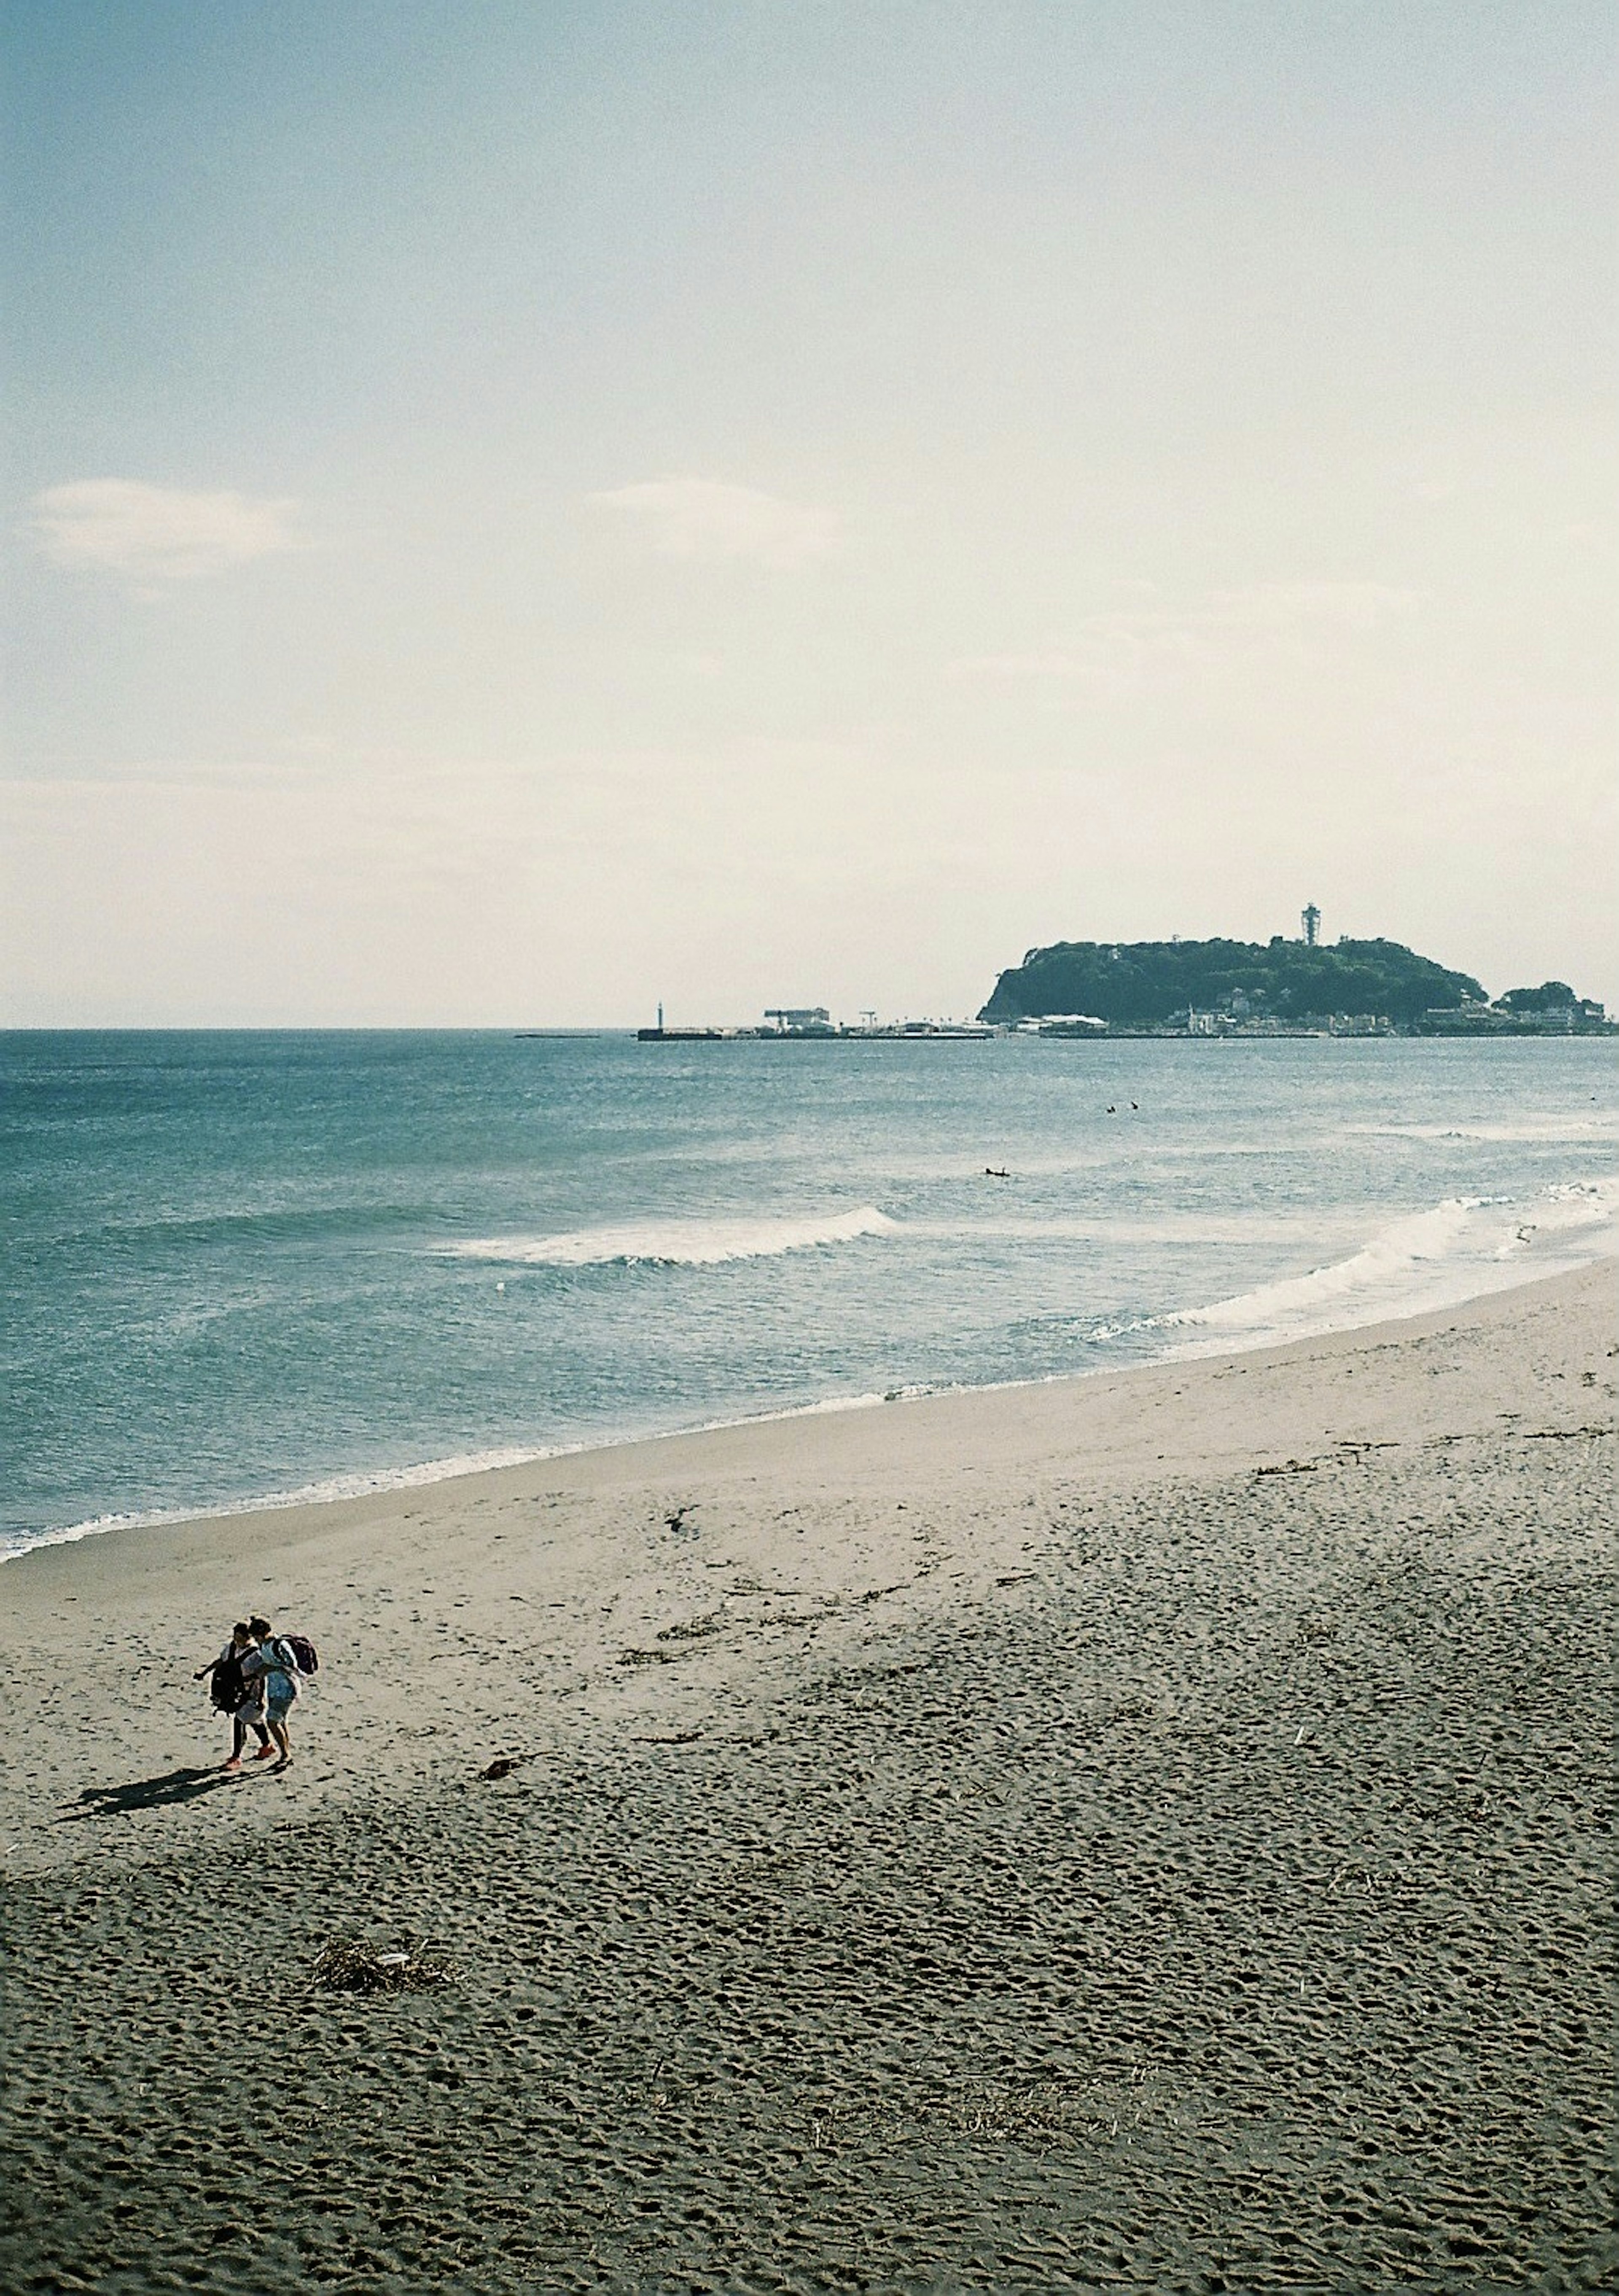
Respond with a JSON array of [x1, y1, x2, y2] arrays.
[[239, 1615, 318, 1774]]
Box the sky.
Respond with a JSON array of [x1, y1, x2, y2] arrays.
[[3, 0, 1614, 1026]]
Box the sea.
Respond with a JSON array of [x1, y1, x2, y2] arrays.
[[3, 1029, 1615, 1560]]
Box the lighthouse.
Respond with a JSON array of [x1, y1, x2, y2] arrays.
[[1301, 903, 1320, 948]]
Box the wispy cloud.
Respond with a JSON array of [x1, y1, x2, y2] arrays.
[[949, 582, 1423, 689], [31, 479, 305, 583], [588, 476, 841, 569]]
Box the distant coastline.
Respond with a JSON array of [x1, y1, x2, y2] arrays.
[[979, 930, 1612, 1038], [627, 1012, 1615, 1043], [624, 927, 1613, 1044]]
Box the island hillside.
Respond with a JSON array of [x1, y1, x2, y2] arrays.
[[979, 936, 1486, 1028]]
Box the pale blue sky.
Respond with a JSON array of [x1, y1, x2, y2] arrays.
[[3, 1, 1614, 1023]]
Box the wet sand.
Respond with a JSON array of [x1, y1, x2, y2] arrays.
[[1, 1263, 1614, 2293]]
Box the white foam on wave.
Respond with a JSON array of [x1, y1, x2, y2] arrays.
[[443, 1205, 898, 1268], [1161, 1176, 1618, 1359]]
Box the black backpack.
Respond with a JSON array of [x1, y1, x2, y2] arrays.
[[210, 1649, 246, 1713]]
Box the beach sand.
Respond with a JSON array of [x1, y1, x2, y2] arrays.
[[1, 1262, 1613, 2293]]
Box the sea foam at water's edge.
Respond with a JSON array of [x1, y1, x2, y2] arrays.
[[0, 1403, 899, 1564]]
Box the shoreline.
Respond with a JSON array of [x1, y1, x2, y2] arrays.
[[2, 1259, 1610, 1836], [8, 1219, 1614, 1567], [3, 1259, 1612, 2291]]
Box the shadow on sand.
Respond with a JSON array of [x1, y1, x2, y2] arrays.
[[62, 1766, 236, 1820]]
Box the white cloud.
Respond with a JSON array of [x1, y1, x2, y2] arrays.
[[31, 479, 305, 582], [588, 476, 841, 568]]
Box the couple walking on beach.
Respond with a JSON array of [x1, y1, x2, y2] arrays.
[[196, 1616, 303, 1774]]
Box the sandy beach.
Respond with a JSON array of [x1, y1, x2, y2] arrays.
[[1, 1262, 1612, 2292]]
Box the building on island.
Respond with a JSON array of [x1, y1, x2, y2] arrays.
[[764, 1007, 834, 1034]]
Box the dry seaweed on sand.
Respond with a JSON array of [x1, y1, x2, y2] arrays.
[[312, 1936, 455, 1995], [478, 1750, 541, 1780]]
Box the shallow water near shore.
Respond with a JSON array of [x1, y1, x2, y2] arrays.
[[3, 1027, 1615, 1550]]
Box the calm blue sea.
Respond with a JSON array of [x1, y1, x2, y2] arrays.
[[3, 1029, 1615, 1556]]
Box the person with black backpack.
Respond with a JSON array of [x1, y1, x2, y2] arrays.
[[195, 1621, 274, 1771]]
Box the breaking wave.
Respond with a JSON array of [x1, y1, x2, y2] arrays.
[[1161, 1177, 1618, 1358], [444, 1206, 898, 1269]]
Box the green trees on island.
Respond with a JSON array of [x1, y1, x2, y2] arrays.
[[979, 937, 1488, 1028], [1495, 981, 1576, 1012]]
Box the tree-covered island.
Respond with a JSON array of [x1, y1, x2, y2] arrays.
[[978, 936, 1611, 1035]]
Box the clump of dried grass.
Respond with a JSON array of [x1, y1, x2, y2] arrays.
[[312, 1937, 455, 1995]]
